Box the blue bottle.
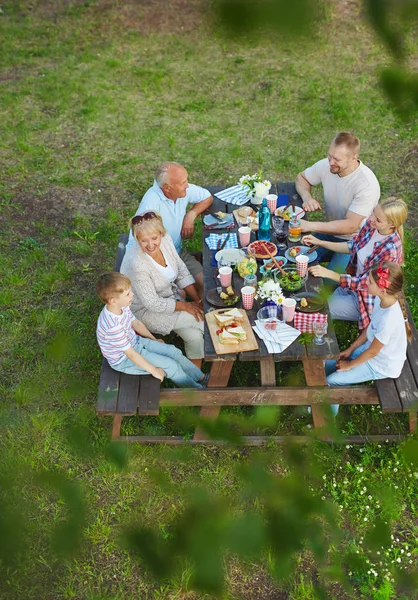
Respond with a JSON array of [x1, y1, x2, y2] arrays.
[[258, 198, 271, 241]]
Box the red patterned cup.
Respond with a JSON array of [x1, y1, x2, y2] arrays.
[[241, 285, 255, 310], [296, 254, 309, 277]]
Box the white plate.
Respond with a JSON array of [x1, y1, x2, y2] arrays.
[[285, 246, 318, 263], [275, 206, 305, 220], [215, 248, 245, 266]]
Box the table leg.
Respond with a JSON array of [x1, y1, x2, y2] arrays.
[[302, 358, 327, 428], [112, 414, 122, 440], [193, 360, 233, 441], [409, 412, 417, 433], [260, 357, 276, 386]]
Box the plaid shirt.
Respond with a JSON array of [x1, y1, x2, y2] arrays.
[[339, 218, 403, 329]]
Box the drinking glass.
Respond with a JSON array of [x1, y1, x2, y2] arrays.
[[271, 216, 288, 252], [312, 319, 328, 345]]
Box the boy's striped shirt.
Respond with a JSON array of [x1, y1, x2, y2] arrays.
[[96, 306, 137, 366]]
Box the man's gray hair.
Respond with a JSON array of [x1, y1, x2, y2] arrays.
[[155, 161, 183, 187]]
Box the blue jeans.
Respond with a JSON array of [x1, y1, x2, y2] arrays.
[[113, 338, 204, 388], [314, 233, 351, 275], [326, 342, 384, 386]]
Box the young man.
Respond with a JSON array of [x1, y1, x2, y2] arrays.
[[127, 162, 213, 294], [96, 272, 206, 388], [295, 132, 380, 273]]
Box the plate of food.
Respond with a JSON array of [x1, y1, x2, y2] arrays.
[[206, 285, 239, 307], [259, 256, 287, 276], [291, 292, 325, 313], [285, 246, 318, 263], [274, 206, 305, 220], [247, 240, 278, 260], [274, 266, 308, 292], [215, 248, 246, 266]]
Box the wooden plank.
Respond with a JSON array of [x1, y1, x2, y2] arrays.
[[120, 434, 405, 445], [205, 309, 259, 355], [112, 415, 122, 440], [117, 373, 140, 415], [115, 233, 128, 272], [159, 386, 379, 406], [375, 378, 403, 413], [260, 357, 276, 386], [405, 302, 418, 386], [138, 375, 161, 416], [97, 358, 120, 414], [395, 359, 418, 412]]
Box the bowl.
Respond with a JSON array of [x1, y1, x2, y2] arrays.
[[259, 256, 287, 277], [256, 305, 284, 331], [215, 248, 246, 266], [274, 265, 308, 292]]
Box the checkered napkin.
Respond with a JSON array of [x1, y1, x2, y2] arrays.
[[253, 321, 301, 354], [214, 185, 251, 206], [293, 312, 328, 334], [205, 232, 238, 250]]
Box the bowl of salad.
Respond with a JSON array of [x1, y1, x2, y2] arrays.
[[273, 265, 307, 292]]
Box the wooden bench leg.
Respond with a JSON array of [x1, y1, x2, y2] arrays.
[[409, 412, 417, 433], [302, 358, 327, 429], [112, 414, 122, 440], [260, 357, 276, 386], [193, 360, 233, 441]]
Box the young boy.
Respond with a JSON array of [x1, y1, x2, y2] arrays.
[[96, 272, 206, 388]]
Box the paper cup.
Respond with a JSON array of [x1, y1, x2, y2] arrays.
[[282, 298, 297, 322], [266, 194, 278, 214], [241, 285, 255, 310], [296, 254, 309, 276], [219, 266, 232, 287], [238, 226, 251, 247]]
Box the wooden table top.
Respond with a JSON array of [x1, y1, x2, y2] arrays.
[[203, 183, 340, 363]]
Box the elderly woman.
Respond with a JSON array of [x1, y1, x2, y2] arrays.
[[120, 211, 204, 366], [302, 197, 408, 330]]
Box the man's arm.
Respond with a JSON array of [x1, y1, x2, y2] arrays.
[[300, 210, 364, 235], [124, 346, 165, 381], [181, 195, 213, 238], [295, 171, 321, 212]]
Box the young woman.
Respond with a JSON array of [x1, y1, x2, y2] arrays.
[[325, 261, 411, 388], [120, 212, 204, 367], [303, 197, 408, 330]]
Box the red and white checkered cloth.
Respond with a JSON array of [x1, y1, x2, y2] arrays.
[[293, 312, 327, 334]]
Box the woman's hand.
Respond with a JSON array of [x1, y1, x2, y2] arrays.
[[177, 301, 204, 322], [336, 360, 352, 372], [339, 347, 353, 361], [309, 265, 329, 279], [302, 234, 320, 247]]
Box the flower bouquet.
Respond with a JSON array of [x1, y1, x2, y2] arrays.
[[254, 277, 284, 306], [239, 171, 271, 205]]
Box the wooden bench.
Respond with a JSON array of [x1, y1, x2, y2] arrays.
[[374, 301, 418, 432]]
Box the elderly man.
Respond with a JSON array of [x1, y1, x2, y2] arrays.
[[295, 132, 380, 272], [127, 162, 213, 293]]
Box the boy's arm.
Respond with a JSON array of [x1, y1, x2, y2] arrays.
[[124, 346, 165, 382], [132, 318, 162, 341]]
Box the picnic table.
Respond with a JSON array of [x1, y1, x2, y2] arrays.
[[198, 183, 340, 436]]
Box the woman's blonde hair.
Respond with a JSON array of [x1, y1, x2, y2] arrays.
[[130, 212, 166, 242], [380, 196, 408, 248], [370, 261, 412, 342]]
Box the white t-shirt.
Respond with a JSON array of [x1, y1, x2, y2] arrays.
[[366, 297, 407, 378], [356, 230, 387, 276], [304, 158, 380, 240], [150, 250, 176, 282], [96, 305, 137, 366]]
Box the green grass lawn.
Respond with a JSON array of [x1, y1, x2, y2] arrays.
[[1, 1, 418, 598]]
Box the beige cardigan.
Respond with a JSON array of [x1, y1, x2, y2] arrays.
[[120, 234, 195, 335]]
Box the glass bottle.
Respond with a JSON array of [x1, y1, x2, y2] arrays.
[[258, 198, 271, 241], [288, 212, 302, 242]]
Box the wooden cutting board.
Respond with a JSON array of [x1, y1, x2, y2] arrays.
[[205, 308, 259, 355], [233, 207, 258, 231]]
